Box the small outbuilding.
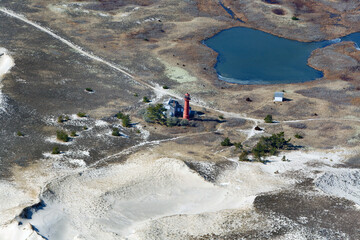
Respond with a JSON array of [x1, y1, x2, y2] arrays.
[[274, 92, 284, 102]]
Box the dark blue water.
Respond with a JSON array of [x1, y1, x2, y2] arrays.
[[204, 27, 360, 84]]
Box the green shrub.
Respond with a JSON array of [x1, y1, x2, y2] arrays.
[[52, 146, 60, 154], [221, 137, 232, 146], [218, 115, 224, 120], [56, 130, 69, 142], [166, 117, 179, 127], [134, 93, 138, 97], [180, 119, 189, 126], [70, 131, 77, 137], [294, 133, 303, 139], [77, 112, 86, 118], [162, 85, 169, 89], [85, 88, 93, 92], [143, 96, 150, 103], [282, 156, 287, 161], [65, 115, 70, 121], [264, 114, 273, 123], [83, 126, 88, 130], [112, 128, 120, 136], [292, 16, 299, 20], [17, 131, 24, 137], [136, 129, 141, 134], [58, 115, 64, 123]]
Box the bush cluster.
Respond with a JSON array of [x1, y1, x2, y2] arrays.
[[116, 111, 131, 128], [56, 130, 69, 142], [252, 132, 291, 161]]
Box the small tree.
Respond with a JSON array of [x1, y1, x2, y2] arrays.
[[143, 104, 167, 125], [264, 114, 273, 123], [221, 137, 232, 146]]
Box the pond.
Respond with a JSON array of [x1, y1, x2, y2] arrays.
[[203, 27, 360, 85]]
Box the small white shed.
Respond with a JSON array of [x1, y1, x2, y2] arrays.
[[274, 92, 284, 102]]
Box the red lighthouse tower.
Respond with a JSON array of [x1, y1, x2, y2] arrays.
[[183, 93, 191, 120]]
